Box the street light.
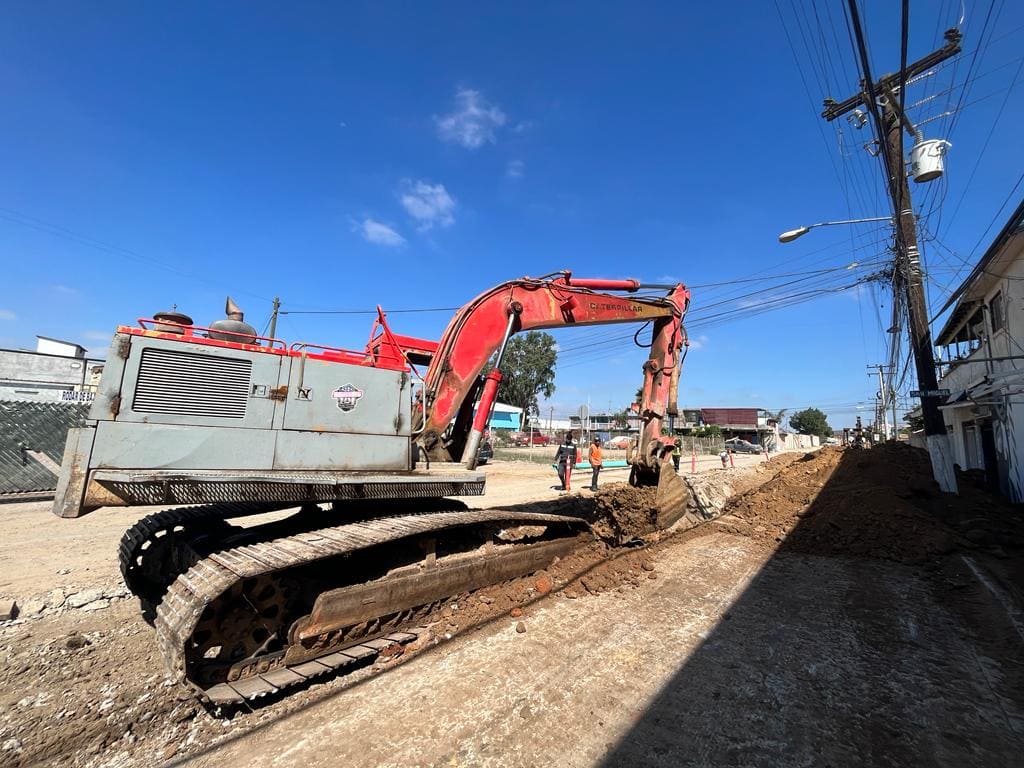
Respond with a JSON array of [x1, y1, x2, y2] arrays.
[[778, 216, 892, 243]]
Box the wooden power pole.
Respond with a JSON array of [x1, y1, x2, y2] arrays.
[[268, 296, 281, 339], [823, 17, 962, 492]]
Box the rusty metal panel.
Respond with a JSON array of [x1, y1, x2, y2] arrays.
[[50, 426, 95, 517], [87, 334, 128, 421]]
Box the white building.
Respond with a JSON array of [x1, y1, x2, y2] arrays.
[[0, 336, 104, 403], [934, 198, 1024, 499]]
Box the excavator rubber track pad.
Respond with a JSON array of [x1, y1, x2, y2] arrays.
[[155, 508, 587, 702]]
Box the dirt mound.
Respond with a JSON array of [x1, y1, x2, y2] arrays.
[[574, 455, 805, 544], [719, 444, 1024, 564]]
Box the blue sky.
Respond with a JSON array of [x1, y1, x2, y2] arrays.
[[2, 2, 1022, 428]]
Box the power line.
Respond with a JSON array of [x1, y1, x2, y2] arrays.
[[964, 171, 1024, 261], [946, 0, 1003, 140], [0, 207, 274, 304], [941, 53, 1024, 228]]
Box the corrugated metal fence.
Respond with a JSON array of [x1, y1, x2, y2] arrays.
[[0, 400, 89, 499]]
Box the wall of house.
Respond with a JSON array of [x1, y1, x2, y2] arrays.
[[35, 338, 84, 358], [938, 235, 1024, 500], [0, 350, 104, 402]]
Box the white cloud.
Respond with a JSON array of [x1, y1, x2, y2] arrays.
[[52, 285, 78, 295], [689, 334, 709, 350], [506, 159, 525, 179], [357, 218, 406, 246], [399, 179, 456, 230], [0, 309, 15, 321], [435, 88, 507, 149], [82, 330, 111, 341]]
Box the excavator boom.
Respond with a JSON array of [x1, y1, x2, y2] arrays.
[[417, 272, 690, 481]]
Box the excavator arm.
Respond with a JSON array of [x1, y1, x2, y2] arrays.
[[414, 271, 690, 487]]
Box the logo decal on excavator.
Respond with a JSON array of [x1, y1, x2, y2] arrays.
[[331, 384, 364, 412]]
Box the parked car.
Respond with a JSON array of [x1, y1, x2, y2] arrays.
[[477, 437, 494, 464], [604, 435, 632, 450], [512, 429, 551, 446], [724, 438, 762, 454]]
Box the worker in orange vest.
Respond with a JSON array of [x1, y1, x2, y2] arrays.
[[588, 437, 603, 491]]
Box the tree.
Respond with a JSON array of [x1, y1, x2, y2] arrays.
[[904, 412, 924, 432], [789, 408, 833, 438], [692, 424, 722, 438], [493, 331, 557, 417], [766, 408, 787, 424]]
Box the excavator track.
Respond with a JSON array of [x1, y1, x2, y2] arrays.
[[150, 508, 590, 705], [117, 502, 298, 609]]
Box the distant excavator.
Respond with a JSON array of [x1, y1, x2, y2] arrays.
[[52, 271, 690, 703]]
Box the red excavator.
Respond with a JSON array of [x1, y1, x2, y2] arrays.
[[53, 271, 690, 703]]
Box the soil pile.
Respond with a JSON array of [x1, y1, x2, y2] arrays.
[[720, 444, 1024, 563]]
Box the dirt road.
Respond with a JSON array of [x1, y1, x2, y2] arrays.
[[2, 447, 1023, 767], [183, 531, 1024, 767]]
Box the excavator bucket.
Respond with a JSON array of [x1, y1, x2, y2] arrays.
[[654, 460, 690, 530]]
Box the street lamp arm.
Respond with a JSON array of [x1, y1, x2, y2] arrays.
[[805, 216, 892, 228], [778, 216, 892, 243]]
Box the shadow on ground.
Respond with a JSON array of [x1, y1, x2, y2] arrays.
[[598, 445, 1024, 767]]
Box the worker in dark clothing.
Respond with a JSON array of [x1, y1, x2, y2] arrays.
[[672, 439, 681, 472], [554, 432, 577, 491]]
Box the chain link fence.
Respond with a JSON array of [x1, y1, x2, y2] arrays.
[[0, 400, 88, 499]]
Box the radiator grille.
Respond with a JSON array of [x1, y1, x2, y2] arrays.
[[132, 348, 251, 419]]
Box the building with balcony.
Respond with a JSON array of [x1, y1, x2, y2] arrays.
[[934, 198, 1024, 499]]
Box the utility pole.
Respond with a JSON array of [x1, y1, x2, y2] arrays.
[[267, 296, 281, 339], [893, 383, 899, 440], [823, 16, 961, 492], [867, 364, 894, 439]]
